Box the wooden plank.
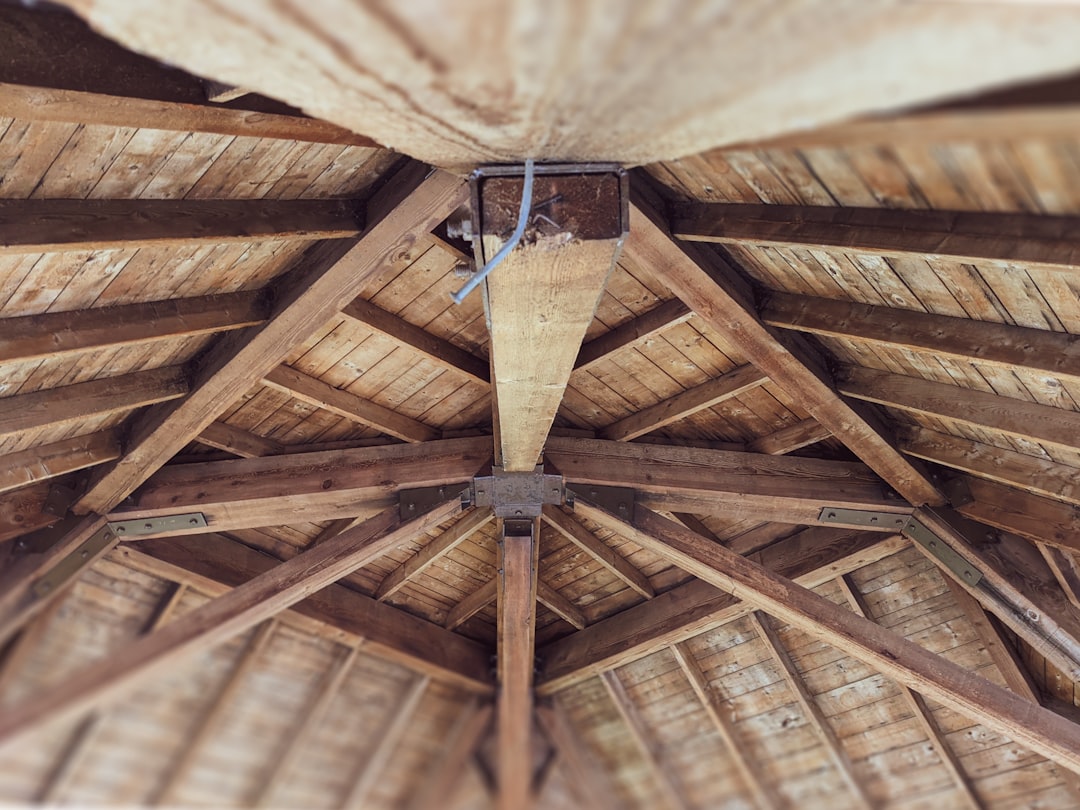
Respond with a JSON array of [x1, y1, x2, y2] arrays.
[[376, 507, 494, 601], [111, 436, 489, 534], [75, 163, 468, 515], [675, 203, 1080, 272], [763, 291, 1080, 384], [535, 701, 619, 810], [627, 183, 943, 506], [600, 364, 769, 441], [601, 670, 691, 810], [575, 500, 1080, 778], [445, 579, 497, 631], [0, 81, 377, 145], [342, 675, 431, 809], [343, 297, 489, 384], [956, 476, 1080, 554], [537, 527, 906, 693], [536, 580, 586, 631], [406, 700, 493, 810], [836, 574, 982, 810], [840, 365, 1080, 455], [0, 199, 361, 254], [0, 290, 269, 365], [545, 436, 910, 526], [0, 482, 63, 544], [0, 366, 188, 440], [0, 497, 466, 745], [749, 611, 872, 808], [262, 364, 439, 443], [574, 299, 692, 372], [0, 431, 120, 495], [497, 517, 539, 810], [541, 505, 654, 599], [194, 421, 285, 458], [747, 417, 831, 455], [670, 641, 786, 810], [1041, 545, 1080, 612]]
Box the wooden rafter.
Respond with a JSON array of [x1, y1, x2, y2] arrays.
[[74, 162, 468, 515], [747, 417, 832, 455], [955, 476, 1080, 553], [674, 203, 1080, 272], [445, 579, 497, 631], [573, 498, 1080, 776], [536, 580, 587, 631], [541, 505, 654, 599], [0, 431, 120, 495], [626, 183, 944, 507], [573, 298, 692, 372], [0, 497, 464, 745]]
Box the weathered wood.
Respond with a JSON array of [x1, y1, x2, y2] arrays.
[[445, 579, 497, 631], [0, 483, 64, 544], [956, 476, 1080, 554], [406, 700, 493, 810], [763, 291, 1080, 384], [75, 163, 468, 515], [0, 367, 188, 440], [1041, 545, 1080, 612], [121, 532, 492, 691], [0, 290, 269, 365], [110, 436, 490, 534], [483, 173, 625, 470], [0, 498, 465, 745], [537, 527, 906, 693], [0, 199, 361, 254], [377, 507, 494, 601], [676, 203, 1080, 272], [262, 364, 439, 443], [749, 611, 872, 808], [0, 431, 120, 495], [627, 184, 944, 506], [541, 505, 654, 599], [546, 436, 910, 525], [574, 299, 692, 372], [343, 298, 490, 384], [670, 641, 786, 810], [0, 81, 377, 145], [535, 701, 620, 810], [600, 364, 769, 441], [747, 418, 832, 455], [194, 422, 286, 458], [840, 365, 1080, 455], [575, 500, 1080, 777], [536, 581, 586, 631], [497, 518, 540, 810]]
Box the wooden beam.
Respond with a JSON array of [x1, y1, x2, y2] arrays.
[[535, 701, 620, 810], [749, 611, 872, 808], [839, 365, 1080, 454], [627, 183, 944, 506], [537, 527, 906, 694], [406, 700, 493, 810], [75, 162, 468, 515], [0, 497, 464, 745], [0, 431, 120, 495], [747, 417, 831, 455], [0, 199, 362, 255], [496, 518, 540, 810], [194, 421, 286, 458], [545, 436, 910, 526], [0, 482, 65, 544], [903, 427, 1080, 510], [541, 505, 654, 599], [445, 579, 497, 631], [601, 670, 691, 810], [575, 499, 1080, 777], [0, 367, 188, 440], [674, 203, 1080, 273], [120, 532, 492, 691], [574, 299, 692, 372], [343, 298, 490, 384], [600, 364, 769, 441], [836, 575, 982, 810], [0, 290, 269, 365], [763, 291, 1080, 384], [536, 581, 586, 631], [262, 364, 439, 443], [0, 81, 377, 145], [341, 675, 431, 809], [670, 641, 785, 810], [955, 476, 1080, 554], [377, 507, 494, 601], [1042, 545, 1080, 612], [482, 171, 627, 471], [109, 436, 490, 534]]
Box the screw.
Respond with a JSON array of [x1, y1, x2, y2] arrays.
[[80, 550, 89, 559], [189, 517, 199, 525], [116, 526, 126, 534], [144, 523, 153, 530]]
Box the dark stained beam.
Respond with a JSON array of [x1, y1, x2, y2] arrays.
[[75, 163, 469, 515], [674, 203, 1080, 272], [574, 299, 692, 372], [763, 291, 1080, 384], [0, 431, 120, 495], [626, 182, 944, 506]]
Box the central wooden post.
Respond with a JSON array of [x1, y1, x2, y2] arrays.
[[496, 516, 540, 810]]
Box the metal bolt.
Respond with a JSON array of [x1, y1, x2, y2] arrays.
[[116, 526, 126, 533], [80, 550, 89, 559], [189, 517, 199, 525], [144, 523, 153, 530]]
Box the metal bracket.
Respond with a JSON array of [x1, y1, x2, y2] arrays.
[[903, 517, 984, 587], [818, 507, 911, 531], [32, 524, 117, 598], [399, 484, 471, 521], [567, 485, 636, 520], [109, 512, 208, 538], [471, 466, 565, 519]]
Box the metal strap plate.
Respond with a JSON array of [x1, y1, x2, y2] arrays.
[[109, 512, 208, 538], [32, 525, 117, 598], [818, 507, 911, 531], [903, 517, 984, 587]]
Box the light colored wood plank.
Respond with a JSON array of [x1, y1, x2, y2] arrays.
[[536, 580, 586, 631], [194, 421, 285, 458], [747, 417, 831, 455], [574, 299, 693, 372], [406, 700, 493, 810], [541, 505, 654, 599], [535, 700, 619, 810], [445, 578, 497, 631]]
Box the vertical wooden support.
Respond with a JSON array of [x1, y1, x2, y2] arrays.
[[496, 517, 539, 810]]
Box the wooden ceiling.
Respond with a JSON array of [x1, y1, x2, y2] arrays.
[[3, 3, 1080, 809]]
